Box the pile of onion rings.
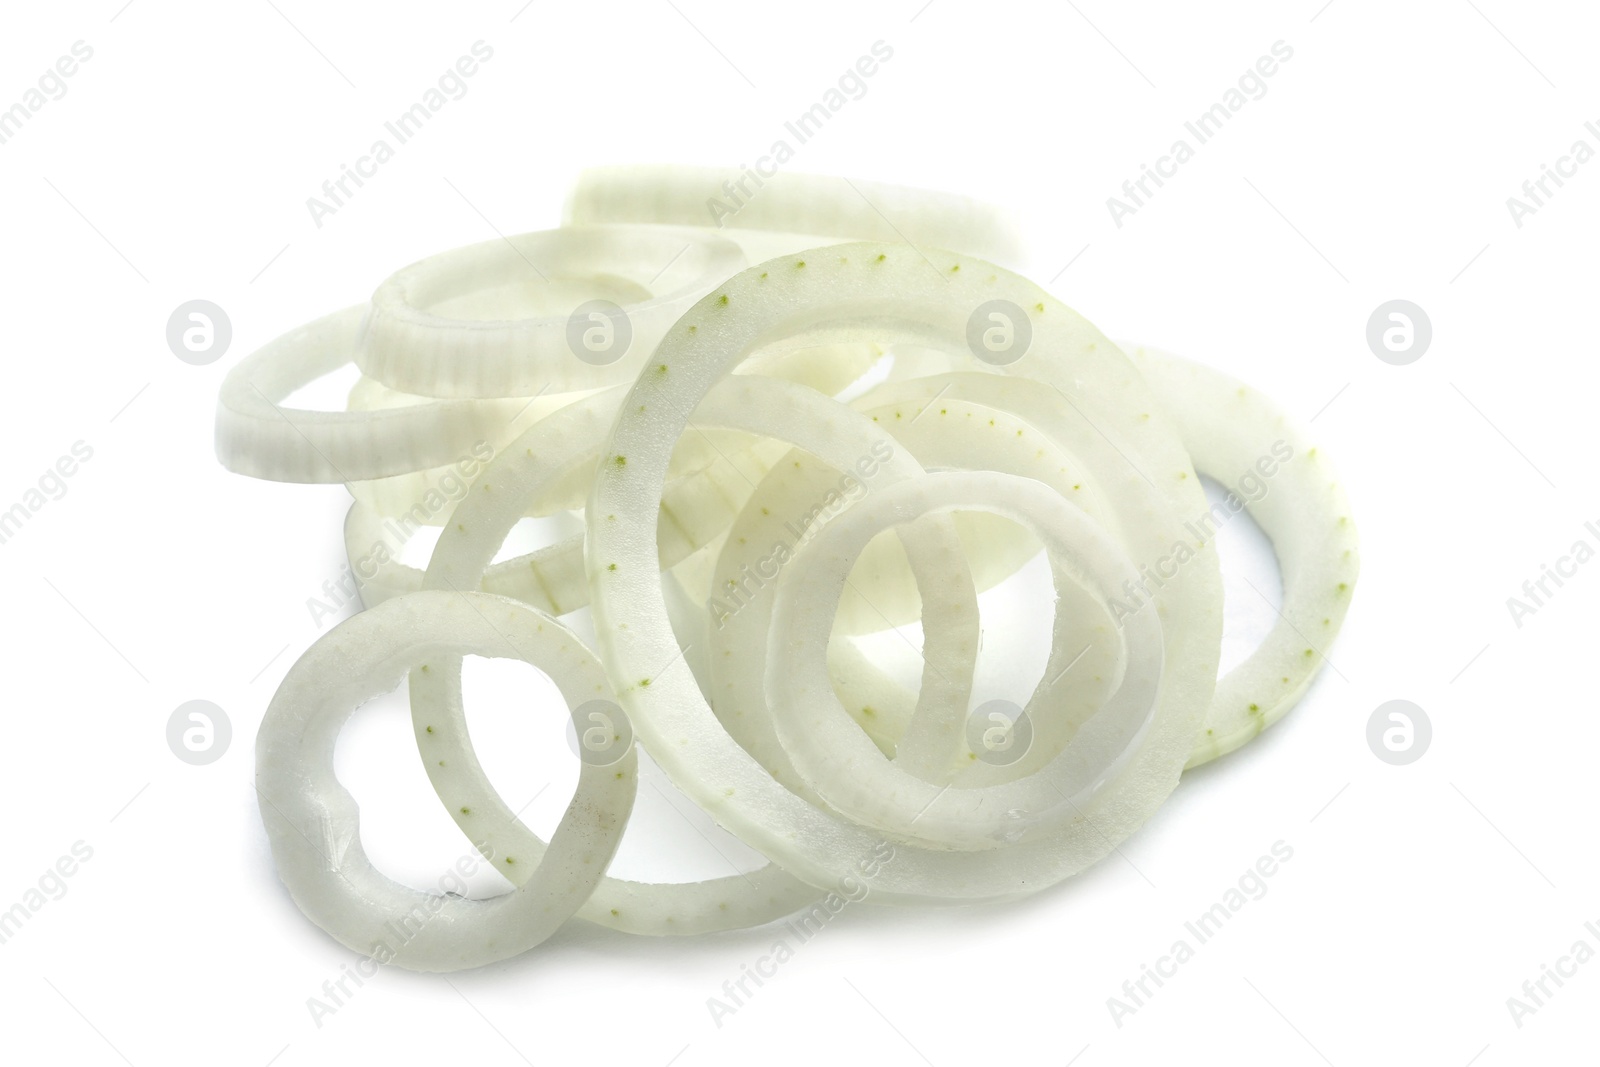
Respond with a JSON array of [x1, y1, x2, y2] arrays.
[[223, 166, 1358, 971]]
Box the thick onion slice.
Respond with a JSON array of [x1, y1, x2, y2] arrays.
[[254, 590, 634, 971], [356, 225, 745, 398], [215, 307, 547, 484], [585, 243, 1222, 902], [566, 164, 1024, 266], [1122, 344, 1361, 766]]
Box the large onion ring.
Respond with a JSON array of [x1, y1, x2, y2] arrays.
[[585, 243, 1222, 902]]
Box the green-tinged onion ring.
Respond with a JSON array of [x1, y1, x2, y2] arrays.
[[586, 243, 1222, 902], [1122, 344, 1361, 766], [410, 391, 827, 934]]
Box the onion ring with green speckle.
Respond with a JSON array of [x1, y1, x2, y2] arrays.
[[585, 243, 1223, 902], [409, 390, 827, 935], [1122, 344, 1360, 767]]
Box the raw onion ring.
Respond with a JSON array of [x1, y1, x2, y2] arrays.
[[1122, 344, 1361, 766], [255, 589, 634, 970], [585, 243, 1222, 902], [566, 164, 1024, 266], [356, 225, 745, 399], [214, 307, 543, 484]]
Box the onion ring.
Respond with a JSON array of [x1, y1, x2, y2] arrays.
[[1123, 344, 1360, 766], [764, 469, 1164, 850], [255, 589, 634, 970], [585, 244, 1222, 902], [566, 164, 1024, 266], [214, 306, 544, 484], [409, 394, 824, 934], [356, 225, 745, 398]]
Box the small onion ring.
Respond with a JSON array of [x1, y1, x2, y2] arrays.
[[255, 589, 634, 971]]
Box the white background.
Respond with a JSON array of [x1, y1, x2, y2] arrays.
[[1, 1, 1595, 1064]]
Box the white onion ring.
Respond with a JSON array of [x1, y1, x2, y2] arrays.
[[847, 350, 1360, 766], [585, 243, 1222, 902], [215, 307, 542, 484], [409, 395, 824, 934], [712, 394, 1121, 789], [1122, 344, 1361, 766], [566, 164, 1024, 266], [255, 590, 634, 970], [356, 225, 745, 398], [765, 469, 1165, 850]]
